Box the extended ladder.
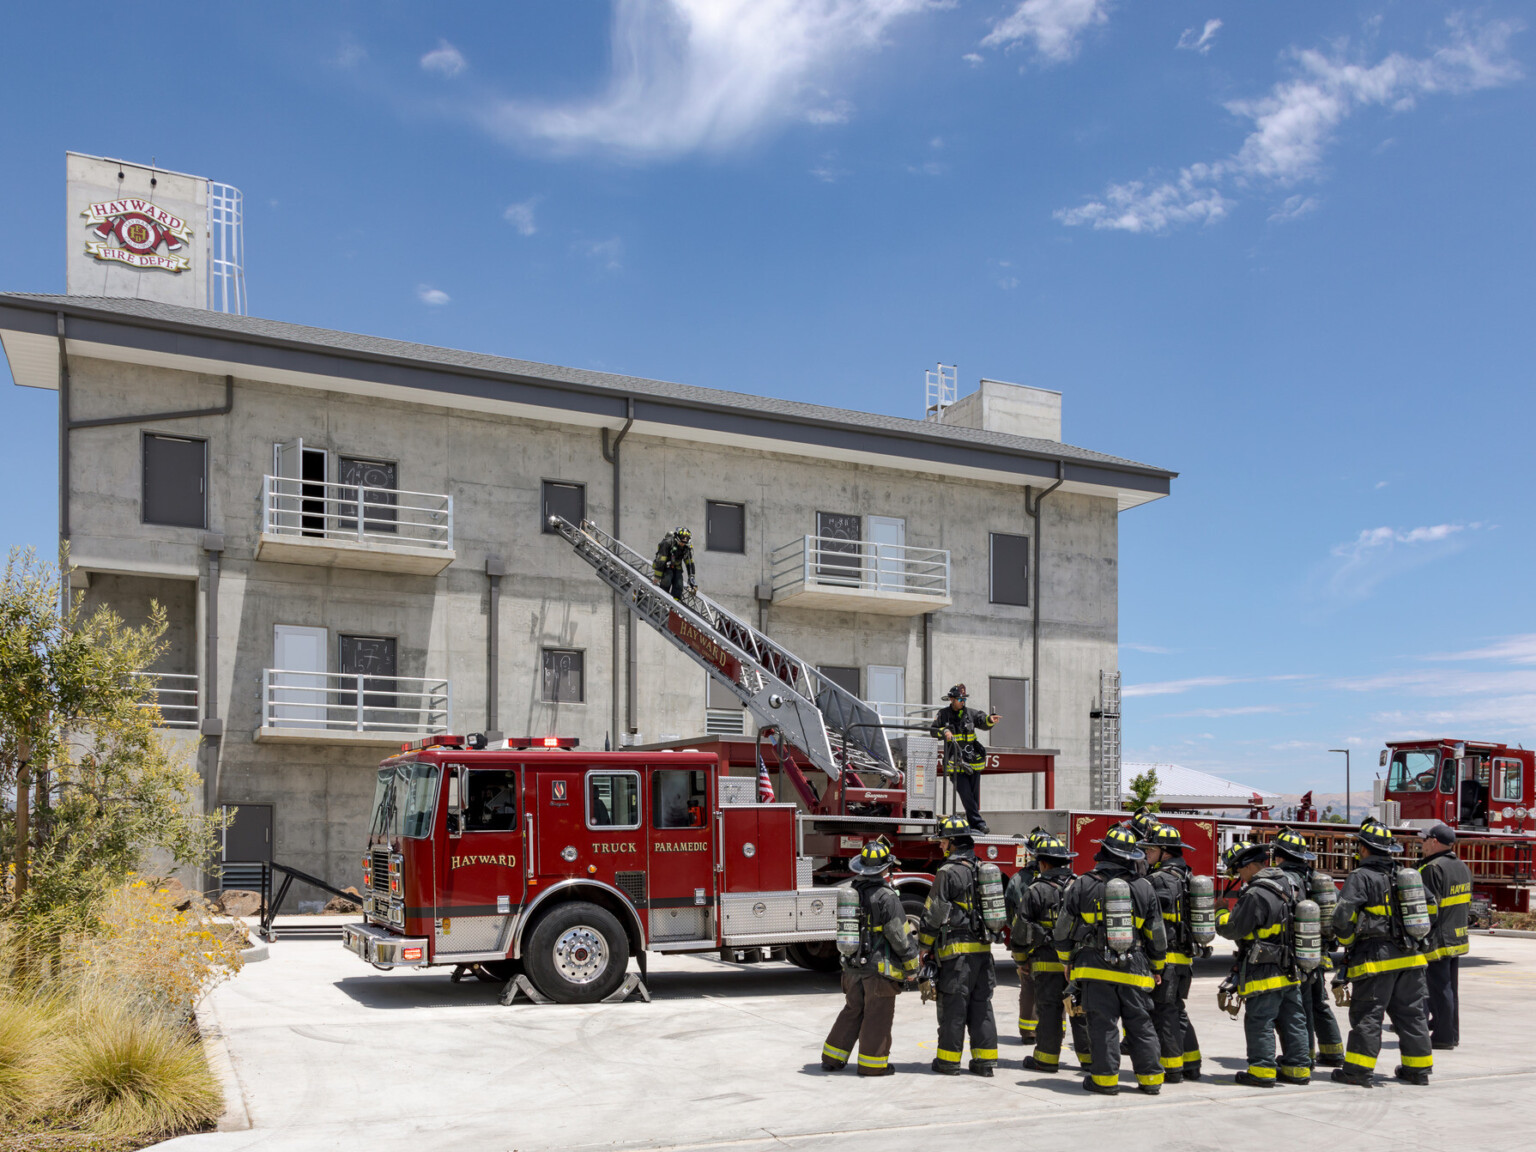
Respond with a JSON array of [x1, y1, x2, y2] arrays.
[[547, 516, 896, 784]]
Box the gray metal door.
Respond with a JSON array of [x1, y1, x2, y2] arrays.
[[221, 803, 272, 890]]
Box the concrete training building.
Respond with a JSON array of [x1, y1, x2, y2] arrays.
[[0, 153, 1176, 895]]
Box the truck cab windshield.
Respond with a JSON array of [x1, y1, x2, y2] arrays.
[[370, 762, 441, 839], [1387, 750, 1439, 793]]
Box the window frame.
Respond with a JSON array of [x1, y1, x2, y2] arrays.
[[705, 500, 746, 554], [1494, 758, 1523, 802], [541, 479, 587, 534], [586, 769, 642, 831], [463, 767, 520, 833], [1388, 750, 1439, 793], [651, 767, 709, 831], [989, 532, 1031, 607], [142, 431, 208, 529], [541, 648, 586, 704]]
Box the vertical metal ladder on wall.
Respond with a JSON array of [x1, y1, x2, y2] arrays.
[[1088, 670, 1123, 810], [546, 516, 897, 785]]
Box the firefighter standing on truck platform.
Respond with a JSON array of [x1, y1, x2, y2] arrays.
[[1143, 823, 1202, 1082], [651, 527, 696, 599], [1271, 828, 1345, 1068], [930, 685, 999, 834], [1332, 818, 1434, 1087], [1012, 834, 1092, 1075], [919, 815, 999, 1077], [1216, 841, 1312, 1087], [1416, 822, 1471, 1051], [1053, 825, 1166, 1096], [821, 842, 921, 1076]]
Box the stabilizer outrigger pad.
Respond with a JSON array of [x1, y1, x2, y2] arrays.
[[498, 972, 651, 1006]]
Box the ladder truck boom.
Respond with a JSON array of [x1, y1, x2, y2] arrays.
[[546, 515, 896, 784]]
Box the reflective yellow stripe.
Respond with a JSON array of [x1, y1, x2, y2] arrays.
[[936, 1048, 962, 1063], [1032, 961, 1066, 973], [1184, 1049, 1201, 1061], [857, 1053, 888, 1068], [919, 932, 936, 946], [1031, 1050, 1060, 1065], [822, 1043, 849, 1060], [1422, 942, 1470, 961], [1137, 1072, 1164, 1086], [1162, 911, 1180, 921], [903, 956, 921, 972], [1280, 1066, 1311, 1079], [1256, 922, 1286, 938], [1164, 952, 1192, 966], [1081, 911, 1102, 923], [1134, 915, 1147, 929], [1239, 974, 1299, 995], [1150, 958, 1166, 972], [1160, 1055, 1183, 1069], [1425, 903, 1439, 915], [1345, 1050, 1377, 1070], [1091, 1073, 1118, 1087], [1078, 1053, 1094, 1066], [1346, 953, 1428, 979], [1336, 932, 1356, 947], [1019, 1018, 1037, 1028], [937, 941, 991, 959], [1055, 950, 1072, 964], [1318, 1042, 1344, 1055], [1400, 1053, 1433, 1069], [1441, 892, 1472, 906], [1072, 965, 1155, 990], [1246, 1065, 1276, 1079], [1363, 905, 1389, 915], [972, 1047, 998, 1060], [1011, 951, 1031, 963]]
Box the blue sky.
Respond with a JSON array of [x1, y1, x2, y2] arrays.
[[2, 1, 1532, 797]]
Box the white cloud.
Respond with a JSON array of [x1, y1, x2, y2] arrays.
[[416, 285, 451, 306], [504, 199, 539, 236], [1123, 675, 1246, 698], [581, 237, 625, 272], [982, 0, 1110, 64], [1427, 635, 1536, 666], [1177, 19, 1222, 55], [1059, 15, 1521, 233], [1168, 705, 1286, 718], [962, 52, 984, 67], [334, 40, 367, 70], [421, 40, 468, 77], [1121, 642, 1175, 655], [482, 0, 939, 159], [1317, 522, 1483, 602], [1268, 193, 1319, 223]]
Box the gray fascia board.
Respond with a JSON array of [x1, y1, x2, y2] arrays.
[[3, 295, 1177, 494]]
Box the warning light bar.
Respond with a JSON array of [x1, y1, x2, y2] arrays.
[[399, 735, 465, 753], [507, 736, 580, 750]]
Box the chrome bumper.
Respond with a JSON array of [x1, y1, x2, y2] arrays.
[[343, 922, 430, 967]]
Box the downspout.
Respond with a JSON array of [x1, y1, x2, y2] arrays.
[[601, 399, 635, 742], [486, 555, 505, 740], [1024, 461, 1065, 752]]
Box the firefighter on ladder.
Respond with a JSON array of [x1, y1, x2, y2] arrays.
[[930, 684, 999, 834], [919, 815, 999, 1077], [1271, 828, 1345, 1068], [1417, 822, 1472, 1050], [651, 526, 696, 599], [821, 841, 920, 1076]]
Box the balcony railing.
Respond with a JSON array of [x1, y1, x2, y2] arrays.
[[260, 669, 451, 737], [133, 671, 199, 730], [769, 536, 950, 615], [257, 475, 455, 574]]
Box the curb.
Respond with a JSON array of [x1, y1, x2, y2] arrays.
[[241, 941, 269, 963], [195, 994, 252, 1133], [1472, 928, 1536, 939]]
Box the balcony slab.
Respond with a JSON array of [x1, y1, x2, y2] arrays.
[[254, 727, 434, 748], [256, 533, 455, 576], [771, 582, 951, 616]]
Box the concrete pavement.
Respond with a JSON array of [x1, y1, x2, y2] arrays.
[[158, 931, 1536, 1151]]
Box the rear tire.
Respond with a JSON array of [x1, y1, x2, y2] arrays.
[[785, 941, 842, 973], [524, 901, 630, 1004]]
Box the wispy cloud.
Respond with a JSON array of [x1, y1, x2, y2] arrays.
[[1167, 704, 1286, 719], [1269, 194, 1319, 223], [1058, 15, 1522, 233], [421, 40, 468, 78], [334, 39, 367, 70], [1177, 19, 1222, 55], [504, 198, 539, 236], [416, 285, 451, 306], [983, 0, 1111, 64], [1426, 635, 1536, 666], [480, 0, 939, 159], [962, 52, 984, 67], [1121, 642, 1175, 655], [1123, 675, 1247, 698], [1316, 522, 1485, 603], [580, 237, 625, 272]]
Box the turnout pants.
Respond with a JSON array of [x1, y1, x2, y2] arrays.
[[1017, 965, 1037, 1038], [1151, 965, 1201, 1076], [951, 770, 985, 830], [1244, 985, 1311, 1083], [1030, 967, 1091, 1071], [1289, 971, 1343, 1062], [935, 952, 998, 1070], [658, 568, 687, 598], [1345, 966, 1433, 1077], [823, 971, 900, 1074], [1426, 957, 1459, 1047], [1082, 978, 1162, 1090]]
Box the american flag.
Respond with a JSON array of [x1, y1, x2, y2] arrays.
[[756, 746, 775, 803]]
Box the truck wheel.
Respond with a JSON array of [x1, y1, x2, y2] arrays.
[[524, 901, 630, 1003], [901, 894, 927, 935], [785, 941, 841, 973]]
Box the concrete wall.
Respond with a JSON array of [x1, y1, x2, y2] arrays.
[[62, 354, 1123, 889], [941, 379, 1062, 443]]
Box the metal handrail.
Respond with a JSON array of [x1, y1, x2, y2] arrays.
[[866, 700, 946, 723], [261, 475, 453, 550], [770, 535, 950, 598], [131, 671, 200, 729], [261, 669, 451, 734]]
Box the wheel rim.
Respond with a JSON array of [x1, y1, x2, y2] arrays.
[[552, 925, 609, 984]]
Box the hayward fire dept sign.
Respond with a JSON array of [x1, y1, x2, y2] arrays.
[[81, 197, 192, 272]]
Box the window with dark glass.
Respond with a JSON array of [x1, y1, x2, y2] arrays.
[[706, 501, 746, 553], [588, 772, 641, 829], [653, 769, 708, 830], [816, 511, 861, 580], [339, 635, 397, 710], [990, 533, 1030, 606], [465, 769, 519, 831], [337, 456, 398, 535], [542, 480, 586, 533], [818, 665, 860, 697], [542, 648, 585, 703], [142, 433, 207, 528]]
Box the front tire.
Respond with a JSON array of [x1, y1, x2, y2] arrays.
[[524, 901, 630, 1004]]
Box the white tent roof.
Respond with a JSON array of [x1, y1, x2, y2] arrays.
[[1122, 762, 1280, 807]]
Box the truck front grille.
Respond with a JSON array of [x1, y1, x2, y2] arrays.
[[371, 848, 391, 894]]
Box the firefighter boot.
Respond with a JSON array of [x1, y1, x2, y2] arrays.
[[1082, 1076, 1120, 1096], [1163, 1068, 1184, 1084], [1234, 1071, 1276, 1089], [1022, 1055, 1059, 1074], [969, 1061, 994, 1078], [1394, 1065, 1431, 1086], [930, 1059, 962, 1076], [1330, 1067, 1375, 1089], [858, 1065, 896, 1078]]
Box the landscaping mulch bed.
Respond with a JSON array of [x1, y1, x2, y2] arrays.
[[0, 1129, 150, 1151]]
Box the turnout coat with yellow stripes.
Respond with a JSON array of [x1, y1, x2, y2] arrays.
[[1009, 864, 1076, 971], [919, 846, 987, 959], [845, 876, 922, 982], [1417, 850, 1473, 962], [1216, 867, 1298, 997], [1051, 863, 1167, 990], [1332, 854, 1427, 980]]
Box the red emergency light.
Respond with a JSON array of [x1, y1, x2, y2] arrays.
[[506, 736, 580, 750], [398, 735, 465, 753]]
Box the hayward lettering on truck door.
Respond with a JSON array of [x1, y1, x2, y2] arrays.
[[436, 761, 526, 959], [646, 763, 717, 944]]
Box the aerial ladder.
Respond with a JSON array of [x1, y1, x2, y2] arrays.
[[547, 516, 905, 815]]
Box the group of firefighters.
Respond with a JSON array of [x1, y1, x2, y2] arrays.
[[821, 809, 1473, 1091]]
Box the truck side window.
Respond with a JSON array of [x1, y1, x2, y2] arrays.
[[1494, 759, 1522, 802], [466, 770, 518, 831], [653, 769, 707, 830], [588, 772, 641, 830]]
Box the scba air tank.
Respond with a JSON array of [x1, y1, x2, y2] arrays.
[[1395, 867, 1432, 940], [1187, 875, 1216, 944], [1104, 877, 1135, 953], [836, 886, 863, 956], [1309, 872, 1339, 939], [978, 862, 1007, 935], [1294, 898, 1322, 970]]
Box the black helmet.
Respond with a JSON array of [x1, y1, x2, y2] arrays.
[[1355, 818, 1402, 855], [849, 840, 896, 875], [1145, 823, 1191, 851], [1129, 806, 1160, 841], [930, 814, 978, 843], [674, 526, 692, 542], [943, 684, 968, 702], [1222, 840, 1271, 875], [1096, 824, 1145, 862], [1272, 827, 1317, 863], [1033, 833, 1077, 862]]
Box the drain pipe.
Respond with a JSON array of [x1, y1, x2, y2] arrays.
[[1025, 461, 1065, 751], [601, 399, 635, 742], [485, 555, 505, 741]]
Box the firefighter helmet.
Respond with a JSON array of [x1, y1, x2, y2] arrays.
[[1033, 834, 1077, 861], [1272, 827, 1317, 863], [674, 527, 692, 543], [1355, 817, 1403, 855], [850, 841, 896, 875], [1222, 840, 1270, 875], [1129, 806, 1160, 841], [1145, 823, 1191, 851], [943, 684, 968, 702], [1096, 825, 1145, 862], [930, 814, 978, 842]]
